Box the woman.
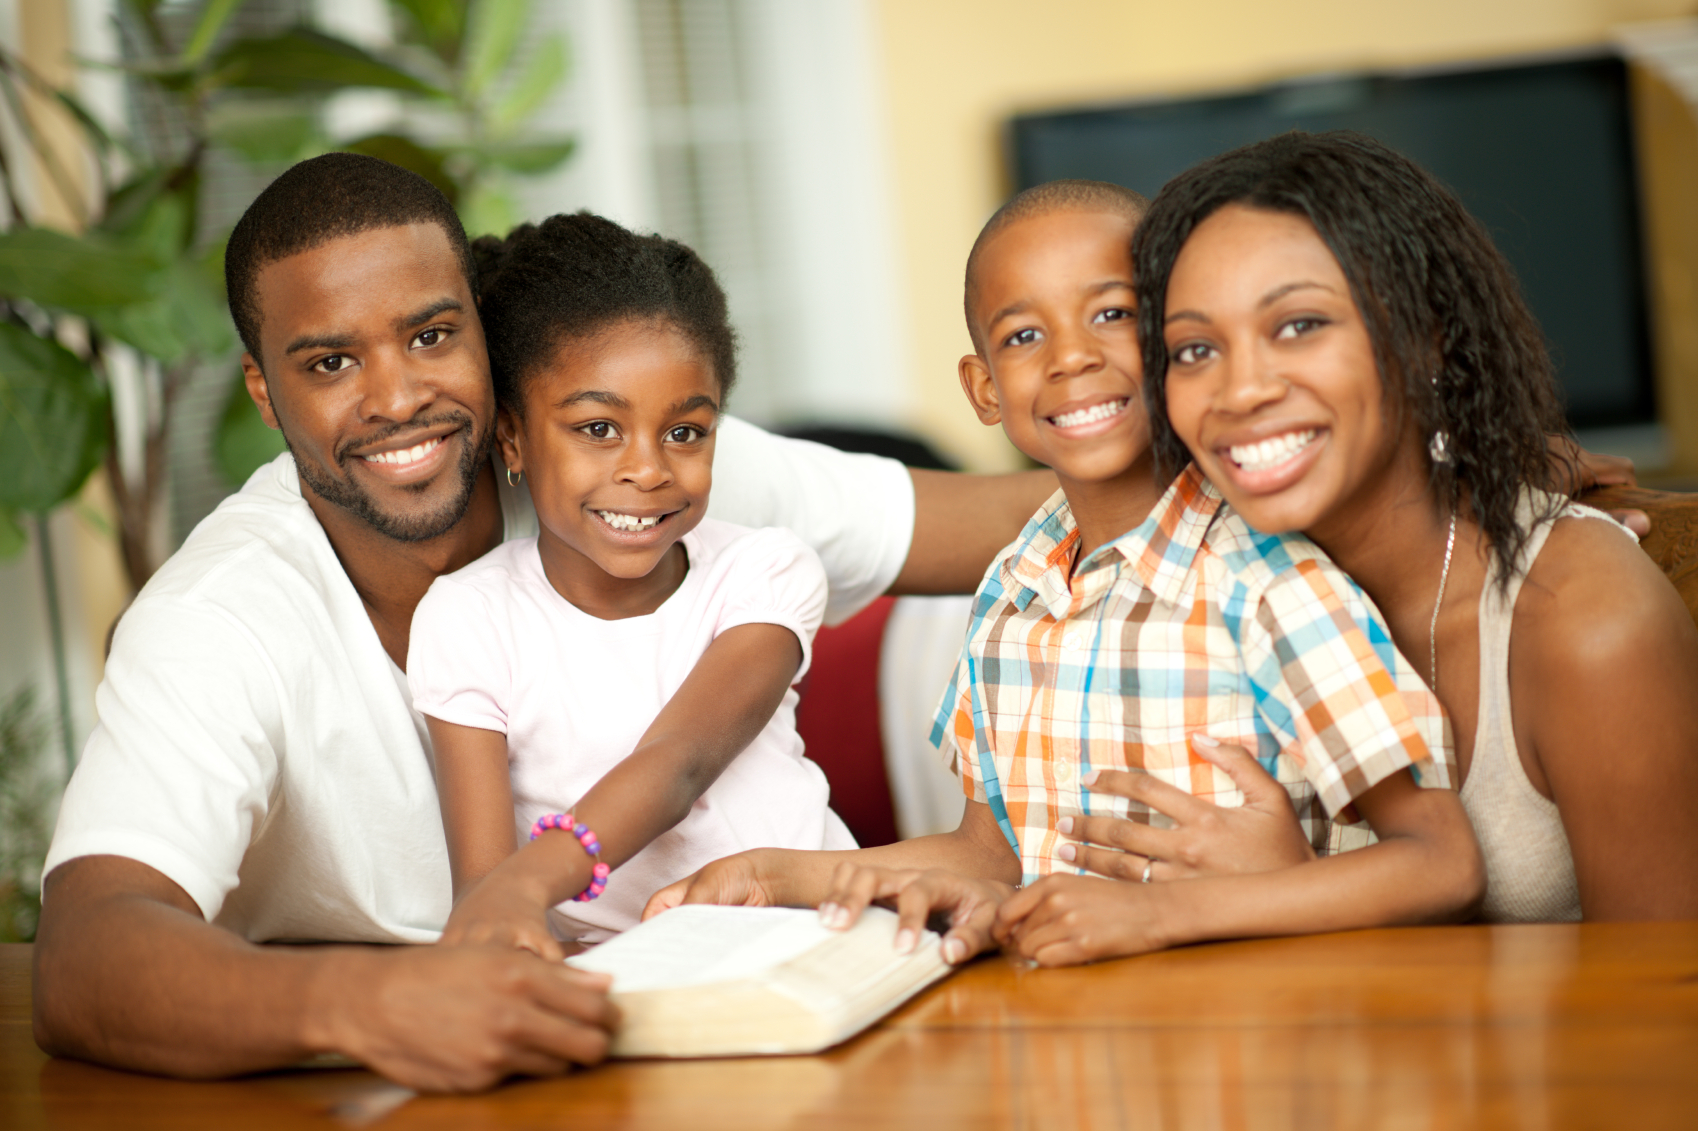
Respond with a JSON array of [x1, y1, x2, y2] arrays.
[[1062, 130, 1698, 925]]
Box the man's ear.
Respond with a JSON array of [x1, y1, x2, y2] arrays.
[[495, 406, 523, 474], [241, 354, 281, 431], [958, 353, 1002, 427]]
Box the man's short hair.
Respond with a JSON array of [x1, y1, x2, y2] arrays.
[[225, 152, 476, 366], [964, 179, 1150, 350]]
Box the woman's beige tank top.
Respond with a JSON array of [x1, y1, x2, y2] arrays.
[[1461, 490, 1630, 923]]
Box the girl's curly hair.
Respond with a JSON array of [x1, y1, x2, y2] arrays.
[[473, 211, 737, 416], [1132, 130, 1569, 581]]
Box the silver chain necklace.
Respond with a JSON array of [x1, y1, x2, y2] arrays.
[[1428, 513, 1458, 691]]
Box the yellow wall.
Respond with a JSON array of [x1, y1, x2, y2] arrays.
[[871, 0, 1697, 471]]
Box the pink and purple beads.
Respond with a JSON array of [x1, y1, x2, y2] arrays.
[[527, 811, 609, 902]]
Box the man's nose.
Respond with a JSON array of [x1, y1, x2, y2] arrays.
[[358, 350, 437, 423]]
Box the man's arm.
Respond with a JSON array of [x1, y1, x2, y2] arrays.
[[890, 468, 1056, 595], [34, 856, 617, 1091]]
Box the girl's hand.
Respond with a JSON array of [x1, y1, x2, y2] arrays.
[[992, 874, 1169, 966], [642, 850, 786, 920], [440, 872, 565, 963], [817, 863, 1011, 965], [1060, 736, 1315, 883]]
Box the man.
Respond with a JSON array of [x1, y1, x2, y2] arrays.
[[32, 154, 1052, 1091]]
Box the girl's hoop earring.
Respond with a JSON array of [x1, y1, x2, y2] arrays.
[[506, 466, 522, 487]]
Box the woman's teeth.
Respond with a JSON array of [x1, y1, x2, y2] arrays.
[[363, 437, 442, 466], [1050, 399, 1129, 430], [1229, 429, 1318, 473], [597, 511, 662, 533]]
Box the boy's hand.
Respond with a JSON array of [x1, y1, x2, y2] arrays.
[[439, 873, 564, 963], [817, 863, 1011, 965], [1060, 736, 1314, 883], [993, 874, 1170, 966], [642, 850, 786, 920]]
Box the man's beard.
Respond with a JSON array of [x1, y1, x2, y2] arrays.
[[284, 411, 495, 543]]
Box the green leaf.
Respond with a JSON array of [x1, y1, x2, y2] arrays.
[[206, 99, 323, 164], [0, 324, 108, 513], [391, 0, 466, 64], [216, 370, 286, 487], [91, 254, 233, 365], [0, 510, 24, 562], [181, 0, 244, 65], [452, 137, 575, 176], [213, 28, 446, 97], [339, 134, 459, 207], [462, 0, 528, 99], [489, 33, 566, 135], [458, 182, 519, 240], [0, 228, 164, 312]]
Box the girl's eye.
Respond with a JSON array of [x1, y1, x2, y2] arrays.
[[413, 327, 446, 348], [1003, 327, 1040, 348], [1171, 342, 1214, 366], [1094, 307, 1134, 324], [667, 425, 703, 443], [314, 354, 350, 374], [1275, 317, 1327, 340], [582, 421, 617, 440]]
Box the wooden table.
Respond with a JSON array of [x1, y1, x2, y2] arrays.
[[5, 924, 1698, 1129]]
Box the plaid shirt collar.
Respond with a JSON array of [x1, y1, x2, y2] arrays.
[[1001, 465, 1224, 621]]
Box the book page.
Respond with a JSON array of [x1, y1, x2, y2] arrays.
[[568, 905, 887, 993]]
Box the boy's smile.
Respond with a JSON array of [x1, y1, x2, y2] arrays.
[[959, 207, 1155, 556], [499, 318, 719, 620]]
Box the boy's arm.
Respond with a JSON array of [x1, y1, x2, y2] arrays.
[[996, 768, 1482, 963], [443, 621, 808, 945]]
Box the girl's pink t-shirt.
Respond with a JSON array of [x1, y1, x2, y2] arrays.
[[408, 518, 856, 939]]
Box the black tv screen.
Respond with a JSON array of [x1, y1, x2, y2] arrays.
[[1009, 53, 1654, 429]]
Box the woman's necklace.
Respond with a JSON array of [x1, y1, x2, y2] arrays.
[[1428, 512, 1458, 691]]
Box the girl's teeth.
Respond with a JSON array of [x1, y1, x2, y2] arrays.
[[597, 511, 662, 532], [1050, 399, 1129, 430], [363, 437, 441, 466], [1228, 430, 1318, 473]]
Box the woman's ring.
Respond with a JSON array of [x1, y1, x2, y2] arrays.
[[1141, 858, 1154, 884]]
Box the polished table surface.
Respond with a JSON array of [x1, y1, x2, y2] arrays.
[[5, 924, 1698, 1130]]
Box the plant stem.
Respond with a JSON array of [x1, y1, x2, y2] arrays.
[[32, 514, 76, 776]]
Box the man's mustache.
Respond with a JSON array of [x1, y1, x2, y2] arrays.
[[333, 412, 474, 467]]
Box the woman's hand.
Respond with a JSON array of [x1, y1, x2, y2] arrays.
[[439, 870, 564, 963], [993, 874, 1170, 966], [642, 849, 787, 920], [817, 863, 1012, 965], [1061, 735, 1315, 883]]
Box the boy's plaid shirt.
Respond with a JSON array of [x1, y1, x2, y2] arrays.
[[930, 466, 1453, 885]]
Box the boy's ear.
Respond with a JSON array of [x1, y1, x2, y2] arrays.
[[241, 354, 281, 431], [958, 354, 1002, 427], [495, 406, 524, 474]]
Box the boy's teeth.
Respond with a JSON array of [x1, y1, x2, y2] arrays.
[[1050, 399, 1129, 430], [362, 437, 442, 466], [596, 511, 662, 532], [1228, 429, 1318, 473]]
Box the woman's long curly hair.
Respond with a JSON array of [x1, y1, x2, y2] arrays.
[[1132, 130, 1569, 581], [473, 211, 737, 416]]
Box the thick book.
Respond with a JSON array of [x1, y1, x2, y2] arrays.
[[566, 904, 953, 1058]]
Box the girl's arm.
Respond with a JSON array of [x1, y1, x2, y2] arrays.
[[436, 620, 811, 956], [1515, 520, 1698, 918], [995, 767, 1484, 965]]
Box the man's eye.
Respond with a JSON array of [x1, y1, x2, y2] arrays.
[[414, 328, 445, 348], [667, 425, 702, 443], [1003, 328, 1040, 348]]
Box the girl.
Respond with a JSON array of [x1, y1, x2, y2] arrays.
[[1050, 130, 1698, 933], [407, 213, 854, 954]]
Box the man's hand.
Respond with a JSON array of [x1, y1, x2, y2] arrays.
[[993, 874, 1169, 966], [816, 863, 1011, 965], [1060, 736, 1315, 883], [439, 871, 565, 962], [1548, 434, 1649, 536], [314, 945, 617, 1092], [642, 850, 786, 920]]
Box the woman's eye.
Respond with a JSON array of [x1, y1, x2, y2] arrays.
[[1003, 327, 1040, 348], [1275, 317, 1326, 340], [667, 425, 702, 443], [413, 327, 445, 348], [1171, 342, 1214, 366]]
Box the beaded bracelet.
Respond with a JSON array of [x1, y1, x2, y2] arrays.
[[528, 812, 611, 902]]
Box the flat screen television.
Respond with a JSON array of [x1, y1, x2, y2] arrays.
[[1009, 53, 1655, 431]]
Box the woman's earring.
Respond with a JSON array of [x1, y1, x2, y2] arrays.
[[505, 466, 522, 487], [1428, 431, 1451, 465]]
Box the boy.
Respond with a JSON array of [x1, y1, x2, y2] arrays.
[[648, 180, 1483, 963]]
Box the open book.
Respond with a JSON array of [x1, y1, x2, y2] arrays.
[[566, 904, 953, 1058]]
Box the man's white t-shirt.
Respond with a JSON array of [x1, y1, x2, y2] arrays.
[[42, 417, 912, 944], [407, 521, 856, 941]]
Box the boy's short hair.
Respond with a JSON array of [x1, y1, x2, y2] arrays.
[[225, 152, 476, 367], [963, 179, 1150, 349]]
